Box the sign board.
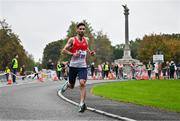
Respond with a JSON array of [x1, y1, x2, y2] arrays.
[[153, 54, 164, 63]]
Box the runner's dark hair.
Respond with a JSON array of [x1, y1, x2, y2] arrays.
[[77, 22, 85, 28]]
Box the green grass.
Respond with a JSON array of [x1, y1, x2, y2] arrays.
[[91, 79, 180, 112]]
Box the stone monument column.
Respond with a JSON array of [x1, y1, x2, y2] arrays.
[[114, 4, 141, 66], [114, 4, 141, 79], [122, 5, 131, 59]]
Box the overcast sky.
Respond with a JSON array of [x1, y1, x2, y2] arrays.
[[1, 0, 180, 61]]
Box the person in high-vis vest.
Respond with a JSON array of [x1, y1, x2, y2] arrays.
[[56, 61, 62, 80], [5, 66, 11, 82], [11, 55, 18, 83], [103, 62, 109, 79], [147, 61, 152, 80]]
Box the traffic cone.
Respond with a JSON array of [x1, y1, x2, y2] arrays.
[[38, 77, 43, 82], [38, 72, 44, 82], [112, 72, 116, 80], [53, 76, 58, 81], [7, 74, 12, 85], [99, 73, 102, 80], [93, 73, 96, 80], [109, 72, 113, 80]]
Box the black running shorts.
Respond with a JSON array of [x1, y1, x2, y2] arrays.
[[68, 67, 87, 87]]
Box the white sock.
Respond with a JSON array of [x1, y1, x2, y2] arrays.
[[80, 101, 84, 106]]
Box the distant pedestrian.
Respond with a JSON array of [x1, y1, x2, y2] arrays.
[[62, 61, 69, 81], [5, 66, 11, 82], [114, 64, 119, 79], [118, 64, 123, 79], [32, 65, 39, 79], [56, 61, 62, 80], [47, 59, 54, 78], [103, 62, 109, 79], [90, 62, 95, 78], [20, 65, 26, 80], [176, 62, 180, 79], [11, 54, 18, 83], [131, 63, 136, 79], [154, 62, 159, 79], [169, 61, 176, 79], [147, 61, 152, 80]]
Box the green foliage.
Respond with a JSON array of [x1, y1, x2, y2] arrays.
[[137, 34, 180, 64], [42, 40, 64, 68], [0, 19, 35, 71], [94, 31, 114, 64], [129, 38, 141, 59], [66, 21, 77, 38], [113, 44, 124, 60]]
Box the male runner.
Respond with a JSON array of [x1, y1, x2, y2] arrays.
[[60, 22, 95, 113]]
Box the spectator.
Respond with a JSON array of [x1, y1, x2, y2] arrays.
[[176, 62, 180, 79], [90, 62, 95, 78], [169, 61, 176, 79], [11, 54, 18, 84], [103, 62, 109, 79], [154, 62, 159, 79], [56, 61, 62, 80], [32, 65, 39, 79], [114, 64, 119, 79], [47, 59, 54, 78], [147, 61, 153, 80], [5, 66, 10, 83], [20, 65, 26, 80]]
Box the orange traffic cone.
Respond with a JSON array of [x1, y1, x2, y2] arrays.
[[109, 72, 114, 80], [53, 76, 58, 81], [92, 73, 96, 80], [38, 77, 43, 82], [99, 73, 102, 80], [7, 75, 12, 85], [51, 73, 58, 81], [38, 72, 44, 82]]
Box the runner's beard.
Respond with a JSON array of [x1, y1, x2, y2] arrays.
[[79, 32, 84, 37]]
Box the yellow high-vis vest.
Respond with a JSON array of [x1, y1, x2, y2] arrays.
[[5, 68, 10, 73], [57, 64, 62, 71], [12, 58, 18, 69]]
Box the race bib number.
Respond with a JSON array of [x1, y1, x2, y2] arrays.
[[79, 50, 87, 58]]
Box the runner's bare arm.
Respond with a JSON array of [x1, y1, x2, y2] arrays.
[[61, 37, 74, 55]]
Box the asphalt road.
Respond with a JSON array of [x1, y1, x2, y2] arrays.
[[1, 79, 180, 121], [0, 80, 116, 120]]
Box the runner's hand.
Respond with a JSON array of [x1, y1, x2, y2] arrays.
[[73, 51, 80, 57], [90, 51, 95, 56]]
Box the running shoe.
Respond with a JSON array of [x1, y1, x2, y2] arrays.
[[78, 103, 87, 113]]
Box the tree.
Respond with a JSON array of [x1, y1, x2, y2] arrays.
[[93, 31, 114, 64], [137, 34, 180, 64], [42, 40, 64, 68], [129, 38, 141, 59], [112, 44, 124, 60], [0, 19, 35, 70]]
